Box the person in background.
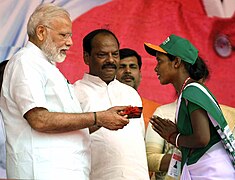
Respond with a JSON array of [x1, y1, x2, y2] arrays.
[[220, 105, 235, 134], [146, 100, 177, 180], [73, 29, 149, 180], [0, 4, 129, 179], [144, 34, 235, 179], [0, 60, 8, 179], [116, 48, 160, 130]]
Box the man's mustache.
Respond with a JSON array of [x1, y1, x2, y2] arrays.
[[102, 63, 117, 69], [122, 75, 134, 80]]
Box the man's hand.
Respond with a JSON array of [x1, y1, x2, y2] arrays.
[[96, 106, 129, 130]]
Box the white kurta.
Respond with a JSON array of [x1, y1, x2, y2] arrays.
[[0, 113, 6, 178], [74, 74, 149, 180], [0, 42, 91, 180]]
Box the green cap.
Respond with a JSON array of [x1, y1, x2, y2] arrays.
[[144, 34, 198, 65]]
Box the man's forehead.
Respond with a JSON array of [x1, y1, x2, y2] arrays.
[[120, 57, 137, 63]]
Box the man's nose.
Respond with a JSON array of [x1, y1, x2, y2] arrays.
[[65, 36, 73, 46], [106, 54, 115, 63], [124, 66, 131, 73]]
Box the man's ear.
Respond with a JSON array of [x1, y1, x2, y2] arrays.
[[174, 57, 182, 68], [83, 51, 90, 65], [36, 25, 46, 42]]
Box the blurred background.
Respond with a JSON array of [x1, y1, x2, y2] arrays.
[[1, 0, 235, 107]]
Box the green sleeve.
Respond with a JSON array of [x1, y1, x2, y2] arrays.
[[187, 101, 201, 114]]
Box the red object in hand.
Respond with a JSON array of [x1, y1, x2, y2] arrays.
[[123, 106, 143, 118]]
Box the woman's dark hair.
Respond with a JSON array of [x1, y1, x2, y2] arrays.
[[83, 29, 120, 55], [184, 56, 209, 81]]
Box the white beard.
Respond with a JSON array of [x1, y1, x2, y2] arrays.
[[41, 36, 67, 63]]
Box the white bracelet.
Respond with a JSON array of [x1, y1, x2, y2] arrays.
[[175, 133, 181, 148]]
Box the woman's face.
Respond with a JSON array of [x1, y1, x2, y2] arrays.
[[154, 52, 175, 85]]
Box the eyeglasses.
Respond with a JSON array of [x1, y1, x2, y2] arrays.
[[44, 25, 72, 40]]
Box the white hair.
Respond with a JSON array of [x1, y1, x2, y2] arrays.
[[27, 3, 70, 37]]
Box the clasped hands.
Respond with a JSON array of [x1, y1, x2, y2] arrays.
[[150, 116, 178, 145]]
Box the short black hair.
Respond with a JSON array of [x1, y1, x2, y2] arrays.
[[119, 48, 142, 70], [83, 29, 120, 55]]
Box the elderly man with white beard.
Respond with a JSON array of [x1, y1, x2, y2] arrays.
[[0, 3, 130, 180]]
